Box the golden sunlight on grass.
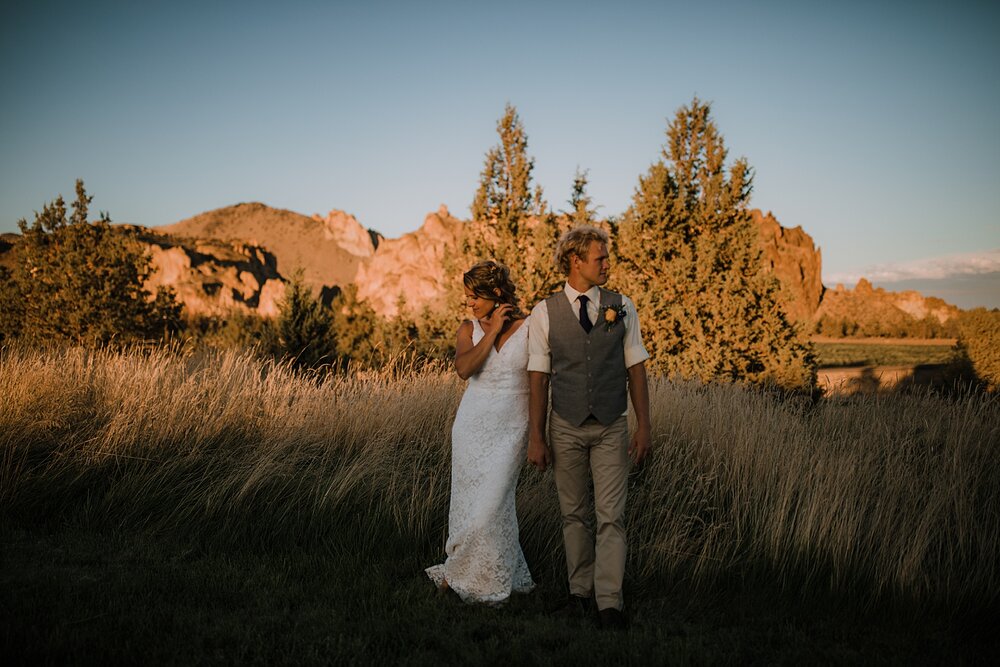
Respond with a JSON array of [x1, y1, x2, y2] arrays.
[[2, 346, 997, 611]]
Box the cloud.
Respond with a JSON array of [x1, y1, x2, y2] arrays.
[[825, 249, 1000, 285]]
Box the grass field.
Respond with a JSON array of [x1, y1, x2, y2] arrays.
[[2, 346, 998, 664], [812, 337, 959, 368]]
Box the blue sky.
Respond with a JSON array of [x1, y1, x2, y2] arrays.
[[2, 0, 998, 307]]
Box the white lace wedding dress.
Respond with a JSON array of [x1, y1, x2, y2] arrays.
[[425, 317, 535, 604]]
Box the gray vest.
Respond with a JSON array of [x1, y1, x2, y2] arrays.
[[547, 288, 628, 426]]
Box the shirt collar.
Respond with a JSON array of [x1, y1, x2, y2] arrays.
[[563, 283, 600, 304]]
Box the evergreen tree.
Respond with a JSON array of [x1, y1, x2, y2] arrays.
[[471, 103, 545, 227], [271, 271, 338, 371], [459, 104, 566, 310], [615, 99, 815, 389], [12, 180, 181, 345], [330, 283, 385, 369], [565, 167, 598, 226]]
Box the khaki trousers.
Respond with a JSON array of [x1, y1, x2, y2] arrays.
[[549, 410, 629, 611]]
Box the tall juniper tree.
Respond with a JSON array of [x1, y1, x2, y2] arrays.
[[615, 99, 815, 388], [565, 167, 598, 227], [460, 104, 565, 309]]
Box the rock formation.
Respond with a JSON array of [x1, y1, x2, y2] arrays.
[[149, 204, 462, 317], [351, 207, 825, 321], [160, 202, 369, 296], [135, 228, 286, 317], [752, 210, 823, 323], [354, 205, 462, 317], [890, 288, 959, 323], [813, 278, 959, 335], [311, 209, 379, 258]]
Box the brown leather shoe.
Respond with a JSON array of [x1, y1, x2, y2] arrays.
[[598, 607, 628, 630]]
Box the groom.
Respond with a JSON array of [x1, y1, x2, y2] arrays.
[[527, 225, 652, 630]]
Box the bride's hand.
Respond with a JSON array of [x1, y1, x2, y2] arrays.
[[481, 303, 512, 336]]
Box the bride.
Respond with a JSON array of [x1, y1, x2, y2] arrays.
[[425, 260, 535, 604]]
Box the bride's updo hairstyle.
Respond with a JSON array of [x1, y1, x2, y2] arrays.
[[554, 225, 609, 275], [463, 260, 524, 319]]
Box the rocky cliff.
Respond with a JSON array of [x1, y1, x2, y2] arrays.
[[159, 202, 460, 319], [134, 228, 286, 317], [354, 205, 462, 317], [753, 210, 823, 323], [160, 203, 373, 296], [143, 202, 460, 318], [752, 211, 959, 332], [814, 278, 960, 334]]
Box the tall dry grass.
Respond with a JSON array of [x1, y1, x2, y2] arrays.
[[1, 345, 997, 613]]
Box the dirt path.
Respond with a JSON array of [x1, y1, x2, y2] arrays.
[[817, 364, 952, 395]]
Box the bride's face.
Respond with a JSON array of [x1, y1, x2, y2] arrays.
[[464, 286, 498, 321]]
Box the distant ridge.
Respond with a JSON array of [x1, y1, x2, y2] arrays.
[[0, 203, 965, 333], [815, 277, 960, 335], [160, 202, 374, 294]]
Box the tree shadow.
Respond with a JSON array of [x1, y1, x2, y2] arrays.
[[893, 359, 988, 397], [845, 367, 881, 394]]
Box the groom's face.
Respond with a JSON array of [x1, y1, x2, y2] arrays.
[[574, 241, 610, 288]]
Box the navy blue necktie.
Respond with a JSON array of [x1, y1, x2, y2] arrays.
[[578, 295, 593, 333]]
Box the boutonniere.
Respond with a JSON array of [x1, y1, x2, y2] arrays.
[[603, 303, 628, 330]]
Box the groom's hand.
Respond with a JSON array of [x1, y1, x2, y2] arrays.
[[528, 372, 551, 472], [628, 425, 652, 466], [626, 362, 652, 466], [527, 433, 550, 471]]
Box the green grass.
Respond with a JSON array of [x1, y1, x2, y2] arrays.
[[814, 342, 960, 368], [2, 345, 999, 664]]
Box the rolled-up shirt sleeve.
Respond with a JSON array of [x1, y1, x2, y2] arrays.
[[527, 300, 551, 373], [622, 296, 650, 369]]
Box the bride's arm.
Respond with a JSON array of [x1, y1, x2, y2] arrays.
[[453, 305, 511, 379]]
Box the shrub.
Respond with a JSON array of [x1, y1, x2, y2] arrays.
[[7, 180, 181, 345], [269, 272, 338, 371], [957, 308, 1000, 391]]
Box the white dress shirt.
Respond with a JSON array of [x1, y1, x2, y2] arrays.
[[527, 283, 650, 374]]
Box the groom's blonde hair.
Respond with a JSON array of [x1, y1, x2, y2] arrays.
[[554, 225, 609, 275]]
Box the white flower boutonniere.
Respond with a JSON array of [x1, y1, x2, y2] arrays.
[[603, 304, 628, 331]]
